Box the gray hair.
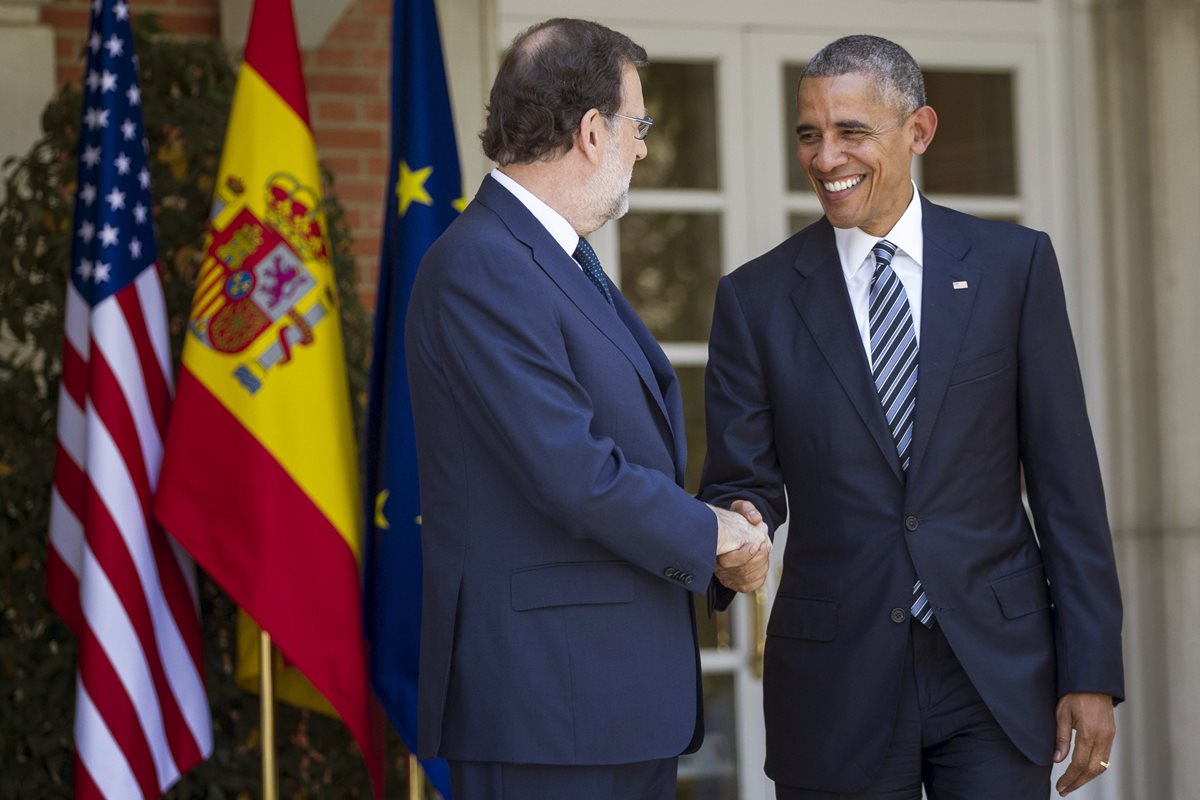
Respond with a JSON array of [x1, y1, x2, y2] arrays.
[[801, 35, 926, 116]]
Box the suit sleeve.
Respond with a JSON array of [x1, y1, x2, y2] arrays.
[[1017, 232, 1125, 703], [699, 276, 788, 611], [415, 248, 716, 593]]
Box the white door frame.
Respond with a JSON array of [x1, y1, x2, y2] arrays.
[[489, 5, 1110, 798]]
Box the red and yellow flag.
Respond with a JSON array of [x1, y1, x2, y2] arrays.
[[155, 0, 382, 792]]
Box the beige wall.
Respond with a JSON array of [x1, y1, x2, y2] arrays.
[[437, 0, 494, 191], [0, 0, 54, 198]]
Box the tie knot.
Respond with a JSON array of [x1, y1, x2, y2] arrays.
[[872, 239, 897, 268], [572, 236, 613, 305], [573, 236, 598, 265]]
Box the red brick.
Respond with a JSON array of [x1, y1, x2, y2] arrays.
[[360, 47, 390, 69], [326, 177, 387, 203], [316, 100, 359, 122], [313, 126, 384, 150], [355, 288, 377, 312], [362, 102, 389, 124], [363, 208, 384, 229], [356, 259, 380, 280], [366, 155, 390, 175], [357, 0, 391, 15], [321, 155, 364, 178], [157, 13, 220, 36], [41, 7, 90, 28], [329, 18, 384, 43], [316, 48, 358, 69], [55, 67, 73, 88], [307, 73, 381, 95], [350, 237, 382, 257], [56, 36, 83, 58]]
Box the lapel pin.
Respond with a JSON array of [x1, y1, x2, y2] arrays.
[[952, 280, 969, 290]]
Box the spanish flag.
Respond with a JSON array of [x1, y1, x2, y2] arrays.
[[155, 0, 382, 793]]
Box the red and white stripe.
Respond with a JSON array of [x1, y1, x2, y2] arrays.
[[48, 265, 212, 799]]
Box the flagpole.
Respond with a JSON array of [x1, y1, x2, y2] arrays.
[[408, 752, 423, 799], [260, 630, 279, 800]]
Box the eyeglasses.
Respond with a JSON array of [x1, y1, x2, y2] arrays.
[[609, 112, 654, 140]]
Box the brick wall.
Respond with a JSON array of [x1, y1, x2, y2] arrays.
[[303, 0, 391, 309], [40, 0, 391, 311], [43, 0, 221, 89]]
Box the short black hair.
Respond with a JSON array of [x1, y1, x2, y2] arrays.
[[481, 18, 647, 165], [801, 34, 926, 115]]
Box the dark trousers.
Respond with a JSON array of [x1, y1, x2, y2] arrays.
[[449, 757, 678, 800], [776, 622, 1051, 800]]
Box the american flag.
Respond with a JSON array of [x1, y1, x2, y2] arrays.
[[46, 1, 212, 797]]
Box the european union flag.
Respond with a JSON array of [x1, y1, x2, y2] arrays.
[[364, 0, 462, 795]]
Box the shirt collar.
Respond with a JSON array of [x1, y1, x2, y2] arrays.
[[833, 180, 924, 279], [491, 167, 579, 257]]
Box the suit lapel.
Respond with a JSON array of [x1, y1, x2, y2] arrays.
[[907, 198, 979, 482], [790, 221, 903, 482], [475, 176, 675, 441], [613, 291, 687, 483]]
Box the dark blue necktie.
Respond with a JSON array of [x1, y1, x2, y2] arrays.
[[573, 237, 613, 306], [868, 239, 932, 627]]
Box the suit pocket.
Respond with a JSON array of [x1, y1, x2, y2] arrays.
[[766, 594, 837, 641], [948, 347, 1014, 387], [511, 561, 635, 611], [991, 565, 1052, 619]]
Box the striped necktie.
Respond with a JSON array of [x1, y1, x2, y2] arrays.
[[868, 239, 933, 627], [573, 237, 613, 306]]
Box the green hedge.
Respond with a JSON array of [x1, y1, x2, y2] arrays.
[[0, 17, 409, 799]]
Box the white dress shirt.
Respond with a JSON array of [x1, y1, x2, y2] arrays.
[[833, 182, 924, 368], [490, 168, 581, 265]]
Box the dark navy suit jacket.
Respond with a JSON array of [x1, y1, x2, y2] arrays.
[[700, 198, 1125, 792], [406, 175, 717, 765]]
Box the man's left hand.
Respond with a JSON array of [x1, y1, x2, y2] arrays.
[[1053, 691, 1116, 796]]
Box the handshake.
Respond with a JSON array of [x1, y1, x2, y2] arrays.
[[708, 500, 772, 594]]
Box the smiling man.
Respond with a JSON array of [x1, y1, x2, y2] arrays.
[[699, 35, 1124, 799]]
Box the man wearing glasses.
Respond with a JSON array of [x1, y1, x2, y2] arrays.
[[405, 17, 768, 799]]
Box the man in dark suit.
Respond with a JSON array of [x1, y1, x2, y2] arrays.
[[405, 18, 768, 799], [700, 35, 1124, 799]]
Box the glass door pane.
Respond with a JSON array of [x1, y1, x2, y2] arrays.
[[921, 70, 1017, 196], [602, 30, 760, 796], [634, 62, 720, 190]]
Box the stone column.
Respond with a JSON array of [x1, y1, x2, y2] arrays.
[[1144, 2, 1200, 799], [0, 0, 54, 190], [438, 0, 495, 189], [1074, 0, 1200, 796]]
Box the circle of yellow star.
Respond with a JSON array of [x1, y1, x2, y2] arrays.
[[395, 161, 433, 216], [374, 489, 390, 530]]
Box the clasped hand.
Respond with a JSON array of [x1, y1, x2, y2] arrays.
[[708, 500, 771, 593]]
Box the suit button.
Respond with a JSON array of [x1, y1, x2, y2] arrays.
[[683, 574, 694, 585], [890, 608, 907, 624], [904, 515, 919, 532], [664, 567, 679, 580]]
